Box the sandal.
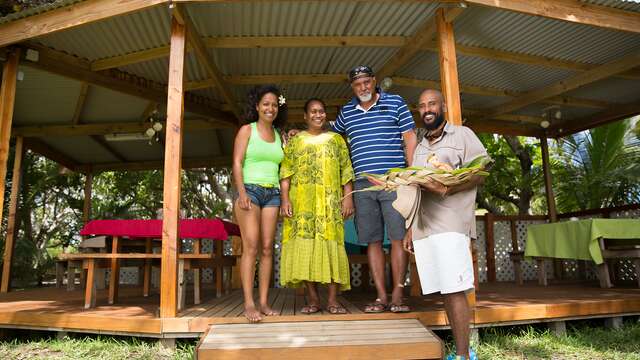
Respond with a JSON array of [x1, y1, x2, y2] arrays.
[[300, 304, 321, 314], [363, 298, 388, 313], [389, 303, 411, 313], [327, 304, 347, 314]]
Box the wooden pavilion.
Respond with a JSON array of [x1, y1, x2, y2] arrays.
[[0, 0, 639, 350]]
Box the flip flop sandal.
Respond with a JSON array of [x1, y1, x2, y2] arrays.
[[389, 303, 411, 313], [327, 305, 347, 314], [364, 299, 389, 313], [300, 304, 321, 314]]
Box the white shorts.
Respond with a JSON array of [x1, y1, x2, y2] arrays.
[[413, 232, 474, 295]]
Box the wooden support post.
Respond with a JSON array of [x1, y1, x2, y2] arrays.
[[510, 220, 524, 285], [108, 236, 121, 304], [540, 136, 563, 280], [0, 136, 23, 293], [143, 238, 152, 297], [215, 241, 223, 298], [484, 213, 496, 282], [160, 15, 187, 318], [537, 258, 548, 286], [436, 8, 462, 126], [84, 259, 96, 309], [193, 240, 201, 305], [0, 48, 20, 293], [540, 138, 557, 223]]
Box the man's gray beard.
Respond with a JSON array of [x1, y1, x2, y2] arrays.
[[358, 93, 372, 102]]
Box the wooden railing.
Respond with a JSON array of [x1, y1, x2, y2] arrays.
[[478, 204, 640, 283]]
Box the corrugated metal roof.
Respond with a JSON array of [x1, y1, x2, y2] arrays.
[[565, 77, 640, 104], [40, 136, 121, 164], [37, 5, 170, 62], [81, 86, 150, 123], [455, 5, 640, 65], [14, 66, 80, 126]]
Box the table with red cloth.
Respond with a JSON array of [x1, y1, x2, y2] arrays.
[[72, 218, 240, 308]]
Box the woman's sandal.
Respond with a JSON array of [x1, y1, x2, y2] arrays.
[[300, 304, 321, 314], [363, 298, 389, 313], [389, 303, 411, 313], [327, 304, 347, 314]]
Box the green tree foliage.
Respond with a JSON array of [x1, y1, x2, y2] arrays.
[[476, 134, 545, 215], [552, 119, 640, 212]]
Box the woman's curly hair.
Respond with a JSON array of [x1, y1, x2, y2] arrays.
[[243, 84, 288, 130]]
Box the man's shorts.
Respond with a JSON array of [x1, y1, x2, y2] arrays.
[[242, 184, 280, 208], [413, 232, 474, 295], [353, 178, 406, 243]]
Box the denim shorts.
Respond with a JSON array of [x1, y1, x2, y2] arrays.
[[243, 184, 281, 208]]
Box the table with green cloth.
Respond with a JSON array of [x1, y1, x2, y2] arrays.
[[525, 218, 640, 286]]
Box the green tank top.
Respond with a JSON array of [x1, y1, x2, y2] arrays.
[[242, 122, 284, 187]]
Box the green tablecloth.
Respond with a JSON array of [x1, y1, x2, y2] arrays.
[[525, 218, 640, 264]]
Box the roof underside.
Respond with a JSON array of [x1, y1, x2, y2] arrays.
[[1, 0, 640, 172]]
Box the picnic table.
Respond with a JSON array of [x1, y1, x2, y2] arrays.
[[526, 218, 640, 287], [59, 218, 240, 309]]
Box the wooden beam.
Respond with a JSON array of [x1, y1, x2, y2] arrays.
[[549, 101, 640, 137], [393, 77, 610, 109], [13, 118, 231, 137], [436, 7, 463, 125], [71, 82, 90, 125], [90, 35, 640, 82], [376, 11, 438, 80], [91, 156, 231, 172], [465, 119, 544, 137], [0, 49, 21, 258], [0, 136, 23, 292], [175, 5, 241, 120], [160, 15, 187, 319], [540, 136, 558, 222], [0, 0, 167, 47], [21, 43, 236, 127], [465, 0, 640, 34], [481, 51, 640, 120], [23, 138, 83, 172]]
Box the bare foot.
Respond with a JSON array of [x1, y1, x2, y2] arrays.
[[244, 305, 263, 323], [260, 304, 280, 316]]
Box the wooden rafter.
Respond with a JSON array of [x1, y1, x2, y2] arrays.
[[377, 7, 464, 80], [13, 118, 232, 137], [23, 138, 83, 172], [90, 36, 640, 81], [174, 5, 241, 120], [481, 51, 640, 120], [90, 135, 127, 162], [20, 43, 236, 127], [71, 82, 90, 125], [0, 0, 166, 47], [465, 0, 640, 34], [548, 101, 640, 137]]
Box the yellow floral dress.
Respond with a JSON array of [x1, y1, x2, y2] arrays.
[[279, 131, 354, 290]]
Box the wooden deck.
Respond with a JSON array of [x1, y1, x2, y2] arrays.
[[0, 282, 639, 337]]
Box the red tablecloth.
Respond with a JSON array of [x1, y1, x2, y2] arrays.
[[80, 219, 240, 240]]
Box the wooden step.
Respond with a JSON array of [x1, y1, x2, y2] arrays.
[[196, 318, 442, 359]]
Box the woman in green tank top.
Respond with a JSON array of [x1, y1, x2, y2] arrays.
[[232, 85, 287, 323]]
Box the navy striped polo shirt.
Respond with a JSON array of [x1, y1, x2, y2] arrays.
[[332, 90, 415, 177]]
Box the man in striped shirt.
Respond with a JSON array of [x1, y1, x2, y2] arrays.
[[332, 65, 417, 313]]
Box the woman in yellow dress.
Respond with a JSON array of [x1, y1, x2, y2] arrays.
[[279, 98, 354, 314]]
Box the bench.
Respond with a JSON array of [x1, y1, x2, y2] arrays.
[[58, 252, 236, 309], [597, 238, 640, 288]]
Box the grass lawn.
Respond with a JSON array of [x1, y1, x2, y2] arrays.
[[0, 318, 638, 359]]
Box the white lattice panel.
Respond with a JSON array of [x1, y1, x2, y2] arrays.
[[475, 221, 487, 282], [609, 209, 639, 282]]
